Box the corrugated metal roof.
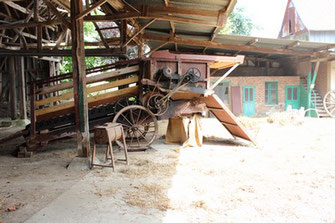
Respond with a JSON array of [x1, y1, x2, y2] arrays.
[[293, 0, 335, 31], [125, 0, 235, 38], [144, 31, 335, 58]]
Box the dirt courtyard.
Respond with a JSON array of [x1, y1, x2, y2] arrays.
[[0, 116, 335, 223]]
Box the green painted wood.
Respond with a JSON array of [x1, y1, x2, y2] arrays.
[[285, 85, 300, 110], [242, 86, 255, 117]]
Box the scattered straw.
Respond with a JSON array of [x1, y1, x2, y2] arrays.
[[192, 200, 208, 210], [119, 158, 178, 177], [94, 187, 119, 197], [124, 183, 170, 211], [267, 111, 304, 126]]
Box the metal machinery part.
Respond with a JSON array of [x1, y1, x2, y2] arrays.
[[323, 90, 335, 118], [112, 105, 158, 150], [184, 67, 201, 82], [146, 93, 169, 116], [304, 108, 320, 118], [146, 67, 203, 116]]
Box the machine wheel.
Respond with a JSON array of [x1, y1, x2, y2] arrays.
[[113, 105, 158, 150], [323, 90, 335, 118], [146, 93, 169, 116], [185, 67, 201, 82]]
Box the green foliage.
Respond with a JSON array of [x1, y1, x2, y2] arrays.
[[59, 22, 107, 74], [221, 7, 255, 36], [59, 56, 109, 74]]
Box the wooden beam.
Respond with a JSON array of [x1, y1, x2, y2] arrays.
[[71, 0, 90, 157], [124, 18, 157, 47], [0, 48, 124, 56], [17, 57, 27, 119], [144, 5, 219, 18], [3, 1, 30, 14], [247, 38, 259, 46], [144, 41, 169, 56], [53, 30, 67, 49], [75, 0, 107, 20], [9, 57, 17, 120], [210, 0, 236, 41], [93, 22, 109, 49], [42, 0, 71, 29], [285, 40, 300, 49], [51, 0, 70, 11], [84, 13, 218, 27], [0, 19, 62, 30]]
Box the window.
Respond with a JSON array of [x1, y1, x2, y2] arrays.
[[265, 82, 278, 105], [213, 81, 230, 104]]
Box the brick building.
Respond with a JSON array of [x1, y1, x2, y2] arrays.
[[212, 59, 301, 116]]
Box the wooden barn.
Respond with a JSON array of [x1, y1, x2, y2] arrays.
[[0, 0, 335, 157]]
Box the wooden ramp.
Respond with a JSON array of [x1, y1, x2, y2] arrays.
[[203, 94, 256, 145]]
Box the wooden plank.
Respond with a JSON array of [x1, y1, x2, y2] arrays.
[[124, 18, 157, 47], [71, 0, 90, 157], [36, 86, 138, 116], [76, 0, 108, 20], [203, 94, 255, 144], [9, 57, 17, 120], [36, 65, 139, 95], [35, 76, 138, 106], [42, 0, 71, 29], [18, 57, 27, 119], [145, 5, 219, 18]]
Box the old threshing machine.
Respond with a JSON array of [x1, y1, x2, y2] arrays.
[[2, 51, 255, 155]]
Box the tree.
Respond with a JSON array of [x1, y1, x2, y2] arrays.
[[221, 7, 256, 36]]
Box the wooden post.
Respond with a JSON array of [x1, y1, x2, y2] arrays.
[[71, 0, 90, 157], [18, 57, 27, 120], [30, 81, 36, 137], [9, 57, 17, 120]]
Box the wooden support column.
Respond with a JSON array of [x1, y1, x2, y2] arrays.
[[17, 57, 27, 119], [9, 57, 17, 120], [71, 0, 90, 157]]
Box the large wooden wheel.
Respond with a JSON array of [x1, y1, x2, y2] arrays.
[[114, 97, 140, 113], [113, 105, 158, 150], [323, 90, 335, 118]]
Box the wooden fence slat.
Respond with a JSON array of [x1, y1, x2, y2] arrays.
[[35, 86, 138, 116], [36, 65, 139, 95], [35, 76, 138, 106]]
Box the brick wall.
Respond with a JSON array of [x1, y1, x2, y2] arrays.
[[212, 76, 300, 116], [315, 62, 328, 97]]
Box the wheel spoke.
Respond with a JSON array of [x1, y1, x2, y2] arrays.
[[139, 114, 151, 125], [136, 109, 142, 124], [121, 113, 133, 126], [137, 128, 150, 143]]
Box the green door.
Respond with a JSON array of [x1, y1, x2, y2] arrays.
[[285, 85, 300, 109], [243, 86, 255, 116]]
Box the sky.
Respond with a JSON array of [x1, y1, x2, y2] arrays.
[[234, 0, 288, 38]]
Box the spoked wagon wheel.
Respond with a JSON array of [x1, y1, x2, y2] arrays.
[[114, 97, 140, 113], [113, 105, 158, 150], [323, 90, 335, 118]]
